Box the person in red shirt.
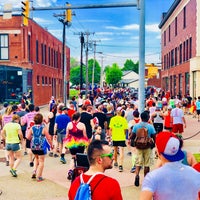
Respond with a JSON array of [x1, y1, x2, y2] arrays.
[[67, 102, 76, 120], [163, 106, 173, 131], [68, 140, 123, 200]]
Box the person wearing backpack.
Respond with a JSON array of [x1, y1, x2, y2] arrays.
[[68, 140, 122, 200], [26, 113, 53, 182], [132, 111, 156, 187]]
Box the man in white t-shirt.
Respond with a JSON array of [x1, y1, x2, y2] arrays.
[[171, 102, 186, 134], [140, 131, 200, 200]]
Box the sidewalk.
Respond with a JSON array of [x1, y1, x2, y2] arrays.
[[0, 106, 199, 199]]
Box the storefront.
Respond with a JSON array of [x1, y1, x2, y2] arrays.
[[0, 66, 32, 103]]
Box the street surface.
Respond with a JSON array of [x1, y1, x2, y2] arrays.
[[0, 105, 200, 200]]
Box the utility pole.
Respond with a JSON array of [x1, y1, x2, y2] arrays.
[[85, 32, 94, 94], [80, 33, 84, 90], [100, 53, 104, 88], [138, 0, 145, 113], [91, 40, 100, 93], [54, 3, 72, 106], [74, 31, 94, 93]]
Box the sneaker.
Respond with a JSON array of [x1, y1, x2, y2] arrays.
[[49, 152, 53, 157], [67, 170, 73, 180], [37, 177, 44, 182], [114, 162, 118, 167], [6, 161, 9, 166], [10, 169, 17, 177], [130, 166, 136, 173], [54, 154, 59, 158], [32, 171, 36, 179], [134, 175, 140, 187], [60, 157, 66, 164], [30, 162, 34, 167], [127, 152, 132, 156], [119, 165, 123, 172]]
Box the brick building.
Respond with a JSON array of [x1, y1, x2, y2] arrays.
[[0, 14, 70, 106], [159, 0, 200, 98]]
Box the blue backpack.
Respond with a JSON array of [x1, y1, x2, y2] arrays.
[[74, 173, 105, 200], [31, 125, 45, 151]]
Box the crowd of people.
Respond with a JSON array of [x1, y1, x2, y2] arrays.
[[0, 86, 200, 199]]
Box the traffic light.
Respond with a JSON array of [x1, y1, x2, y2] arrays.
[[65, 3, 72, 23], [21, 0, 30, 26]]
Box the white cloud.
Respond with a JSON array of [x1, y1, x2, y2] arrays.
[[96, 32, 114, 36], [105, 24, 139, 31], [146, 24, 160, 33], [105, 23, 160, 33], [33, 17, 52, 25]]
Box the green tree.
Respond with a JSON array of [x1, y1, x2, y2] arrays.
[[105, 63, 122, 85], [70, 57, 79, 68], [70, 66, 86, 85], [122, 59, 139, 74]]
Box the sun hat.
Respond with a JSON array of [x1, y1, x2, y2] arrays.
[[156, 131, 184, 162]]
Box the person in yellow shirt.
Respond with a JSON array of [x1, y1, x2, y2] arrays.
[[109, 107, 128, 172], [2, 115, 23, 177]]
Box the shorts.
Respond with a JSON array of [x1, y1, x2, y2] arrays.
[[6, 143, 21, 152], [26, 139, 31, 148], [164, 126, 172, 131], [135, 148, 153, 167], [22, 129, 26, 139], [172, 123, 183, 133], [57, 133, 66, 144], [32, 149, 46, 155], [197, 110, 200, 115], [125, 130, 129, 140], [112, 140, 126, 147]]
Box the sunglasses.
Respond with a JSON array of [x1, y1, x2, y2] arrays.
[[100, 153, 113, 159]]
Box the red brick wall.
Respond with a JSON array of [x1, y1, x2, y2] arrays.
[[0, 15, 70, 106], [160, 0, 196, 95]]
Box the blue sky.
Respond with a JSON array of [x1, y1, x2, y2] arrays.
[[0, 0, 175, 67]]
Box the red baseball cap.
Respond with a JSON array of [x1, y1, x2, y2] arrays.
[[156, 132, 184, 162]]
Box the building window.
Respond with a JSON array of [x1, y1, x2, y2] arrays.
[[168, 25, 171, 42], [171, 49, 174, 66], [28, 35, 31, 62], [185, 72, 189, 94], [0, 34, 9, 60], [175, 17, 177, 36], [48, 47, 51, 66], [175, 47, 178, 65], [36, 40, 39, 63], [183, 41, 186, 62], [49, 77, 51, 85], [45, 76, 48, 85], [41, 44, 44, 64], [179, 74, 182, 95], [44, 44, 47, 65], [37, 75, 40, 85], [168, 52, 171, 68], [164, 31, 166, 46], [189, 37, 192, 59], [186, 39, 189, 61], [179, 43, 182, 64], [174, 75, 176, 94], [42, 76, 44, 85], [164, 55, 166, 70], [183, 6, 186, 29]]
